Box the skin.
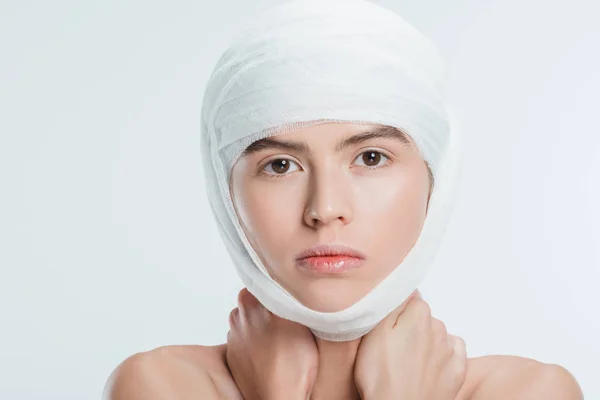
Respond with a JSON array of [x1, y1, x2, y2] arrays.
[[104, 122, 583, 399], [226, 287, 468, 400], [228, 122, 431, 313]]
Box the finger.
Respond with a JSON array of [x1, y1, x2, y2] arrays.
[[378, 290, 423, 331], [448, 335, 468, 386], [238, 288, 275, 328], [450, 335, 467, 359], [237, 287, 260, 308], [431, 317, 448, 345], [396, 298, 431, 330], [228, 307, 240, 329], [237, 288, 263, 317]]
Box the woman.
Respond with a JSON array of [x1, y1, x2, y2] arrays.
[[105, 0, 582, 398]]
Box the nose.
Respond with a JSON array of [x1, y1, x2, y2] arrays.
[[303, 164, 353, 229]]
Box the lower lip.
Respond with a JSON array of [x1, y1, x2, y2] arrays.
[[296, 256, 363, 274]]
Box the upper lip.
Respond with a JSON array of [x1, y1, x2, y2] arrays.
[[295, 244, 366, 260]]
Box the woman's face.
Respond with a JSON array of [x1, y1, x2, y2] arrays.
[[230, 122, 431, 312]]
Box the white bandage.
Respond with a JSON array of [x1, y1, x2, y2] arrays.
[[200, 0, 462, 341]]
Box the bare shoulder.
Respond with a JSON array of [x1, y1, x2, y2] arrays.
[[457, 355, 583, 400], [103, 343, 242, 400]]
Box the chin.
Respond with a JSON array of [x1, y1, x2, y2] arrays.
[[291, 280, 372, 313]]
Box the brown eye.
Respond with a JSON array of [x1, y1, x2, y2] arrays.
[[271, 159, 290, 173], [262, 158, 300, 175], [352, 150, 389, 169], [362, 151, 381, 166]]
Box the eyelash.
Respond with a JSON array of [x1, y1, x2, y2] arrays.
[[258, 150, 392, 178]]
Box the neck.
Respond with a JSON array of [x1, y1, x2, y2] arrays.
[[310, 336, 362, 400]]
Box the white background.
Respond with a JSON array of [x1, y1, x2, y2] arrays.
[[1, 0, 598, 398]]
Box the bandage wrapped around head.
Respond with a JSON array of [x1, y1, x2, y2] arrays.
[[200, 0, 462, 341]]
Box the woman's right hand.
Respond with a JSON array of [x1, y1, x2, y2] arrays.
[[354, 291, 468, 400], [226, 288, 319, 400]]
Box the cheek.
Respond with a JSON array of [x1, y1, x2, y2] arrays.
[[357, 169, 427, 216], [234, 180, 302, 258], [353, 169, 429, 254]]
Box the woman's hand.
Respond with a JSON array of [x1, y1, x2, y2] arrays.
[[226, 288, 319, 400], [354, 291, 467, 400]]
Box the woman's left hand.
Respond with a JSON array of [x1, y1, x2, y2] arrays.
[[226, 288, 319, 400], [354, 291, 467, 400]]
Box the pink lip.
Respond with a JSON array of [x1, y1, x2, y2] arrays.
[[295, 244, 365, 274]]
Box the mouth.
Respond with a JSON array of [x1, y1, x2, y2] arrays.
[[295, 244, 365, 274]]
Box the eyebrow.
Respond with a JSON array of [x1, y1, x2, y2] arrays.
[[241, 125, 413, 156]]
